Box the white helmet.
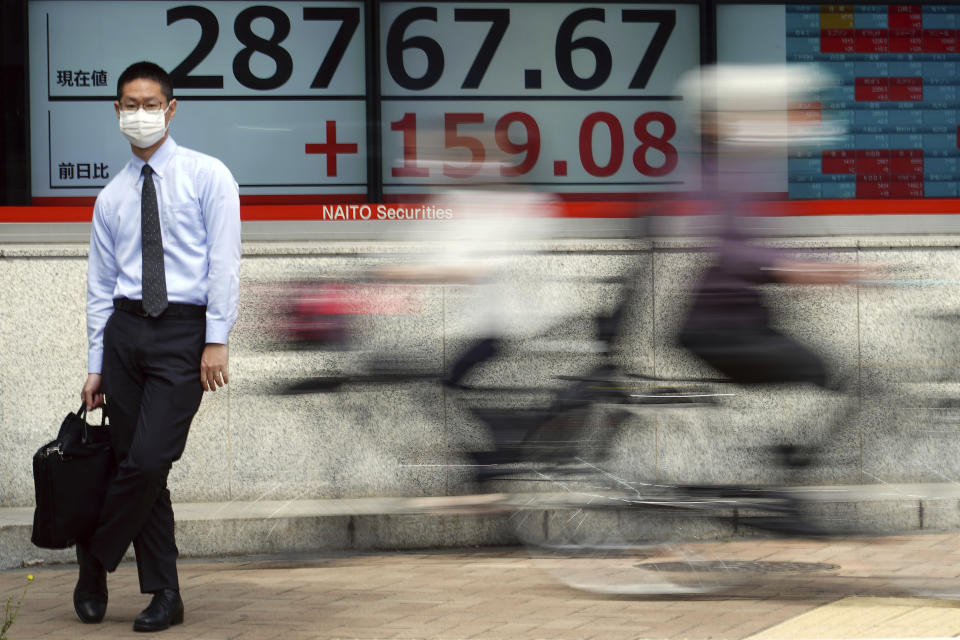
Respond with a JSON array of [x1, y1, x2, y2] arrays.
[[675, 63, 845, 149]]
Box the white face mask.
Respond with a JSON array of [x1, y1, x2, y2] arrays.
[[118, 105, 171, 149]]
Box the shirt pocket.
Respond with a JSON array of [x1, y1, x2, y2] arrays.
[[167, 201, 205, 237]]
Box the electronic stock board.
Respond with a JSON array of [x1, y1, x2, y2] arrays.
[[28, 1, 701, 203]]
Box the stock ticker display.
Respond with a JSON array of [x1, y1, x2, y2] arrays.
[[28, 1, 701, 200], [787, 4, 960, 199], [26, 1, 960, 203]]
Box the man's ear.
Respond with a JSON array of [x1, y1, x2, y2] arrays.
[[166, 98, 177, 123], [114, 101, 121, 119]]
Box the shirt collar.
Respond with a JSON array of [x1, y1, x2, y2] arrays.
[[129, 136, 178, 178]]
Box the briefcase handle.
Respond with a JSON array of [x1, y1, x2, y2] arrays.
[[76, 403, 108, 445]]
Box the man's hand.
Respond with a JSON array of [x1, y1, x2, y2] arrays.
[[81, 373, 105, 411], [201, 343, 229, 392]]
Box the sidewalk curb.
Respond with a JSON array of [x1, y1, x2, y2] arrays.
[[5, 485, 960, 571], [0, 497, 516, 570]]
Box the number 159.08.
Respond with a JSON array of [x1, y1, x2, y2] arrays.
[[391, 112, 679, 179]]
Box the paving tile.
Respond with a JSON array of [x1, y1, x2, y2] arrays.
[[5, 537, 960, 639]]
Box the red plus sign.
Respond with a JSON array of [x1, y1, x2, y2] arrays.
[[305, 121, 358, 177]]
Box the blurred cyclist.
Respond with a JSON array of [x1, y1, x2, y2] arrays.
[[378, 131, 566, 388], [675, 65, 867, 470]]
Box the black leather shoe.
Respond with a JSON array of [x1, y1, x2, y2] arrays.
[[74, 543, 107, 624], [133, 589, 184, 632]]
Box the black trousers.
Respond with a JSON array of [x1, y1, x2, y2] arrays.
[[679, 325, 829, 389], [88, 308, 205, 594], [445, 337, 500, 386]]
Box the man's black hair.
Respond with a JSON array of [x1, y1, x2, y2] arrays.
[[116, 62, 174, 103]]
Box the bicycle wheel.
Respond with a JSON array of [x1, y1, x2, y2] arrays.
[[793, 483, 960, 600], [501, 403, 766, 594], [508, 497, 707, 594]]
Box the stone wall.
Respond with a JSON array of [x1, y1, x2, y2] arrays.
[[3, 236, 960, 510]]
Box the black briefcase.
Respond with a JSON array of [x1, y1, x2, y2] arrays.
[[31, 405, 114, 549]]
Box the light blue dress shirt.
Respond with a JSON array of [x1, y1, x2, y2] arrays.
[[87, 137, 241, 374]]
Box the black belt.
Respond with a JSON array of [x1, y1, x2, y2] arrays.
[[113, 298, 206, 318]]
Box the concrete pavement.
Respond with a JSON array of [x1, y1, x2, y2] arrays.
[[5, 533, 960, 639]]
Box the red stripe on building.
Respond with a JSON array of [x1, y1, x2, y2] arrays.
[[5, 199, 960, 223]]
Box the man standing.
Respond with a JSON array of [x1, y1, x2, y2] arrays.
[[77, 61, 241, 632]]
